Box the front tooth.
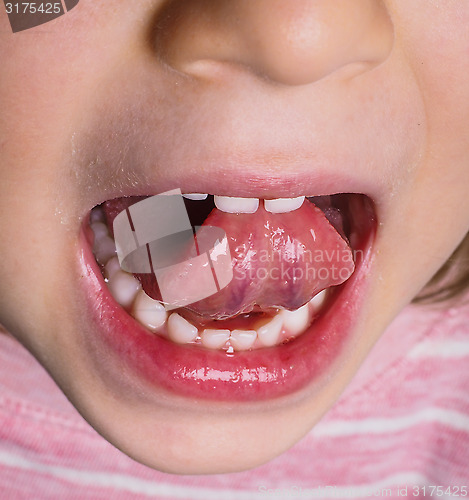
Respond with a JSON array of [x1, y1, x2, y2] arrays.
[[280, 303, 310, 336], [201, 329, 230, 349], [133, 290, 167, 331], [309, 289, 327, 311], [167, 313, 198, 344], [107, 270, 141, 308], [230, 330, 257, 351], [214, 196, 259, 214], [183, 193, 208, 200], [264, 196, 305, 214], [257, 314, 283, 347]]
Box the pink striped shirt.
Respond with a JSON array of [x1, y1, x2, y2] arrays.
[[1, 299, 468, 499]]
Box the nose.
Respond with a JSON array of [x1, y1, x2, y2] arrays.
[[154, 0, 394, 85]]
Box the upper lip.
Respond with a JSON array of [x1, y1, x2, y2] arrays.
[[80, 167, 381, 216], [70, 50, 424, 225], [71, 70, 403, 217]]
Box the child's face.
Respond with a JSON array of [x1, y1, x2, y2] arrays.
[[1, 1, 469, 474]]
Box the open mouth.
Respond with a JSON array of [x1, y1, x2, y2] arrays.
[[80, 192, 376, 402]]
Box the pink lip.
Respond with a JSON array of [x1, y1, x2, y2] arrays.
[[85, 169, 385, 214], [77, 211, 375, 402]]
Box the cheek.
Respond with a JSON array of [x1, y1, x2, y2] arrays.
[[357, 1, 469, 308], [390, 0, 469, 134], [388, 0, 469, 223], [0, 1, 147, 147]]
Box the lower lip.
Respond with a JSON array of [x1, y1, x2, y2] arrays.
[[78, 222, 373, 402]]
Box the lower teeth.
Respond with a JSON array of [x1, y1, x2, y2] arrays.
[[90, 206, 329, 352]]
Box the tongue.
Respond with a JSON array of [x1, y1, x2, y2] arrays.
[[103, 197, 355, 319], [184, 201, 354, 318]]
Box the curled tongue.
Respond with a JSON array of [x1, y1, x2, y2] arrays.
[[103, 197, 355, 320], [181, 201, 355, 319]]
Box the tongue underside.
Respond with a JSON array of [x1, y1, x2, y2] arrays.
[[103, 197, 354, 320]]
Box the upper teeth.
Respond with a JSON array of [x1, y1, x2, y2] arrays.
[[264, 196, 305, 214], [214, 195, 305, 214], [180, 194, 307, 214], [182, 193, 209, 200], [214, 196, 259, 214]]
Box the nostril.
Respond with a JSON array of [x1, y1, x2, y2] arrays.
[[152, 0, 235, 73], [152, 0, 394, 86]]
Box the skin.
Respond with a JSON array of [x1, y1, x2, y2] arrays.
[[1, 0, 469, 474]]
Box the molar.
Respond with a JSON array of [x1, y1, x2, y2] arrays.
[[104, 256, 121, 281], [107, 270, 141, 308], [91, 220, 117, 265], [90, 221, 109, 240], [93, 236, 116, 265]]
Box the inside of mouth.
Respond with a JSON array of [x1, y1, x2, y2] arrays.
[[88, 193, 375, 352]]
